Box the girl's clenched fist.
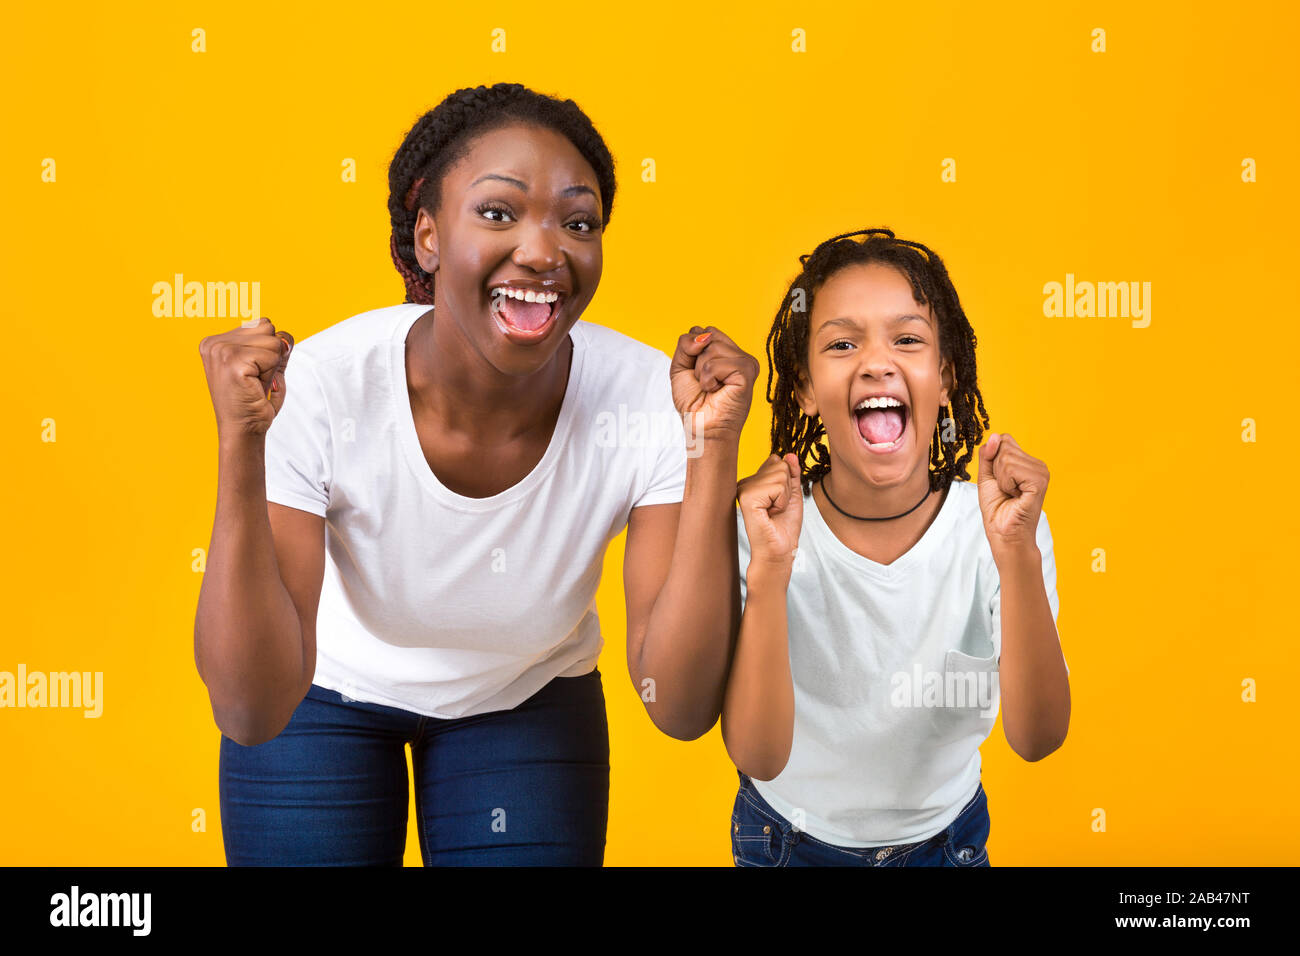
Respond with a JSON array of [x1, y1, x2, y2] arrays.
[[738, 453, 804, 579]]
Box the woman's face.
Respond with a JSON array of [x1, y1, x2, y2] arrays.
[[411, 121, 604, 375], [796, 262, 955, 492]]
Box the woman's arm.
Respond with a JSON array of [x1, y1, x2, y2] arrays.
[[976, 432, 1070, 761], [624, 438, 741, 740], [195, 440, 323, 746], [194, 321, 322, 746], [622, 327, 759, 740]]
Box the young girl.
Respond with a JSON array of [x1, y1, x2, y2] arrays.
[[723, 228, 1070, 866], [196, 83, 758, 865]]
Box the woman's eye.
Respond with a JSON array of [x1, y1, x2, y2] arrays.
[[567, 217, 599, 234], [475, 202, 514, 223]]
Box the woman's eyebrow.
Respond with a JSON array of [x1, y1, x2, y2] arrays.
[[469, 173, 597, 200]]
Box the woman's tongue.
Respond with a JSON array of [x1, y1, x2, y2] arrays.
[[499, 296, 552, 332], [857, 407, 905, 445]]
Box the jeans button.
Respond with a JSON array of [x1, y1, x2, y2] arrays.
[[957, 847, 973, 861], [763, 825, 771, 834]]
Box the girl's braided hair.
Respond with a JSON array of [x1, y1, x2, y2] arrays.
[[765, 228, 990, 496], [387, 83, 617, 305]]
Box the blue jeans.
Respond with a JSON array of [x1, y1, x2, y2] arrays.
[[731, 771, 992, 866], [219, 669, 610, 866]]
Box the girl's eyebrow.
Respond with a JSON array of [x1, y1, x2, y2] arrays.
[[469, 172, 597, 200], [817, 313, 929, 335]]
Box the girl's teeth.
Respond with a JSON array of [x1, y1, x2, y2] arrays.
[[855, 396, 904, 410]]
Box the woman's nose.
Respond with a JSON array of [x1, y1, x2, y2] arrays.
[[511, 224, 565, 272]]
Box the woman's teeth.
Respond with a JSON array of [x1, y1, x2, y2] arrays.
[[491, 286, 560, 304], [489, 285, 561, 336]]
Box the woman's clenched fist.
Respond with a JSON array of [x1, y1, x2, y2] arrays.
[[199, 317, 295, 438]]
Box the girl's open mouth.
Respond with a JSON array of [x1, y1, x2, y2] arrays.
[[489, 286, 563, 343], [853, 396, 909, 454]]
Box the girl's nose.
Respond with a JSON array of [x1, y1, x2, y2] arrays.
[[857, 345, 898, 378]]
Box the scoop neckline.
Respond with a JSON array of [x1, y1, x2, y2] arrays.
[[804, 475, 963, 578], [389, 303, 586, 512]]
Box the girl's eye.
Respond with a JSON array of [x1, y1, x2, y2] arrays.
[[475, 201, 514, 223], [567, 217, 599, 234], [828, 337, 922, 350]]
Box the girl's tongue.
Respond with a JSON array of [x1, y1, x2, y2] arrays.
[[857, 407, 906, 444], [498, 296, 552, 332]]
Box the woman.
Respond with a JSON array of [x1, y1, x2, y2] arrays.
[[195, 83, 758, 865]]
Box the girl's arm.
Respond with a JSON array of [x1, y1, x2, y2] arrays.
[[721, 454, 803, 779], [976, 433, 1071, 761], [624, 327, 759, 741], [993, 543, 1068, 760]]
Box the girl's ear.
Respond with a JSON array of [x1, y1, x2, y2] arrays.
[[794, 365, 818, 418], [939, 354, 956, 407], [412, 208, 441, 275]]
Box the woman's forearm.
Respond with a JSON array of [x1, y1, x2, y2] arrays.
[[721, 569, 794, 780], [193, 435, 312, 746], [634, 436, 741, 739]]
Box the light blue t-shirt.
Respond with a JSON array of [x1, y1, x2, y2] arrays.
[[736, 478, 1064, 847]]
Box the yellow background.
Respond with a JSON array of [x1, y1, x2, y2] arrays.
[[2, 0, 1295, 865]]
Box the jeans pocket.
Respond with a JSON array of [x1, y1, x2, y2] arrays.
[[731, 786, 784, 866], [942, 785, 991, 866]]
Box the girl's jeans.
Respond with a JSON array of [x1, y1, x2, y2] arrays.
[[219, 669, 610, 866], [731, 770, 992, 867]]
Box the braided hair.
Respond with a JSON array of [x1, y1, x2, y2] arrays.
[[387, 83, 617, 305], [765, 228, 990, 497]]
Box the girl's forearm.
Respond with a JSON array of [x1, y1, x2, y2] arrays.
[[994, 545, 1071, 761], [634, 437, 741, 739], [721, 570, 794, 781]]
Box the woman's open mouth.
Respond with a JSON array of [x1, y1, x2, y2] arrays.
[[489, 285, 563, 344], [852, 395, 909, 455]]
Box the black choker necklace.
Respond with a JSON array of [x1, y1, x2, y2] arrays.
[[819, 473, 940, 522]]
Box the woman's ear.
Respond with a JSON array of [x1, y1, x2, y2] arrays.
[[794, 366, 818, 418], [412, 208, 440, 275]]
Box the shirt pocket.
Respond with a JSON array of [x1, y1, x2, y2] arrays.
[[933, 649, 1001, 730]]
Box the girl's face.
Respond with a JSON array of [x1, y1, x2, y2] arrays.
[[411, 121, 604, 375], [796, 262, 955, 492]]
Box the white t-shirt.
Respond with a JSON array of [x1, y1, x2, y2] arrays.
[[263, 303, 688, 718], [736, 478, 1065, 847]]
